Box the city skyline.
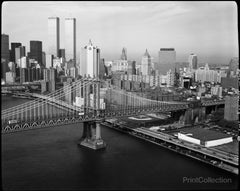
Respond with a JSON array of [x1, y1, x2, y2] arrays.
[[2, 1, 238, 64], [1, 1, 239, 189]]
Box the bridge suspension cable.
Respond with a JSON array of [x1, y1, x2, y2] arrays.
[[2, 78, 81, 115], [2, 77, 190, 129], [1, 79, 94, 121], [108, 84, 187, 106], [2, 78, 95, 115]]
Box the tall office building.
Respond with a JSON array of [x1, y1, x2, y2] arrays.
[[69, 67, 77, 78], [80, 40, 100, 77], [46, 54, 54, 68], [127, 60, 136, 75], [19, 68, 27, 84], [1, 34, 9, 61], [15, 46, 26, 67], [19, 57, 28, 68], [29, 41, 42, 65], [48, 17, 60, 57], [228, 57, 239, 76], [43, 68, 50, 81], [42, 52, 46, 67], [65, 18, 76, 66], [188, 53, 198, 70], [224, 95, 238, 121], [195, 63, 219, 83], [157, 48, 176, 75], [1, 34, 10, 80], [10, 42, 21, 62], [111, 60, 128, 72], [121, 47, 127, 60], [49, 68, 56, 92], [59, 49, 65, 59], [141, 49, 152, 76], [99, 58, 106, 79]]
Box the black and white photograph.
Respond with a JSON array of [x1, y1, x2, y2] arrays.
[[1, 1, 239, 190]]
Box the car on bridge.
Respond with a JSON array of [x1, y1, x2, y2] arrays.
[[8, 119, 18, 125], [78, 112, 84, 116]]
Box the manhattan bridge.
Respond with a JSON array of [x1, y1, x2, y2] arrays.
[[1, 77, 223, 149]]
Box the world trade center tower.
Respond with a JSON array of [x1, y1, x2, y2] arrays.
[[65, 18, 76, 66], [48, 17, 60, 58]]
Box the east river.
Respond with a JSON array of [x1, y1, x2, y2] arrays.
[[1, 96, 238, 190]]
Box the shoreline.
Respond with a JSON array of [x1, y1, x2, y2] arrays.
[[101, 122, 238, 175]]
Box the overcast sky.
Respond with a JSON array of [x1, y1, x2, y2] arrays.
[[2, 1, 238, 64]]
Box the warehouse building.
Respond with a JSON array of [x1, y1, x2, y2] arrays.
[[177, 128, 233, 147]]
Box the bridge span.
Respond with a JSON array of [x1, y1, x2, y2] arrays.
[[1, 78, 226, 150]]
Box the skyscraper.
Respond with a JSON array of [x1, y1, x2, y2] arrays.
[[42, 52, 46, 67], [1, 34, 10, 80], [46, 54, 54, 68], [58, 49, 65, 59], [195, 63, 218, 83], [80, 40, 100, 77], [10, 42, 21, 62], [157, 48, 176, 75], [224, 95, 238, 121], [65, 18, 76, 66], [141, 49, 152, 76], [49, 68, 56, 92], [228, 57, 239, 76], [20, 68, 27, 84], [15, 46, 26, 67], [48, 17, 60, 57], [188, 53, 198, 70], [121, 47, 127, 60], [99, 58, 106, 79], [29, 41, 42, 65]]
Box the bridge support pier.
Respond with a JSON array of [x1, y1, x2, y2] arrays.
[[79, 121, 106, 150], [179, 107, 207, 125]]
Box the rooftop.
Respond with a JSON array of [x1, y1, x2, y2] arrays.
[[160, 48, 175, 51], [180, 127, 232, 141], [143, 49, 151, 58]]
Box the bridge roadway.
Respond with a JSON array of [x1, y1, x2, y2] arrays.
[[1, 90, 226, 134], [1, 90, 190, 134], [201, 99, 225, 106], [2, 82, 41, 87]]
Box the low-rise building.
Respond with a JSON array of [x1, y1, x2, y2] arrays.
[[177, 128, 233, 147], [5, 71, 15, 83]]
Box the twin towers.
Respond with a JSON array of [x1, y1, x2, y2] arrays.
[[47, 17, 76, 65], [47, 17, 100, 78]]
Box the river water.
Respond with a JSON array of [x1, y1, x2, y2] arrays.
[[1, 96, 238, 190]]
